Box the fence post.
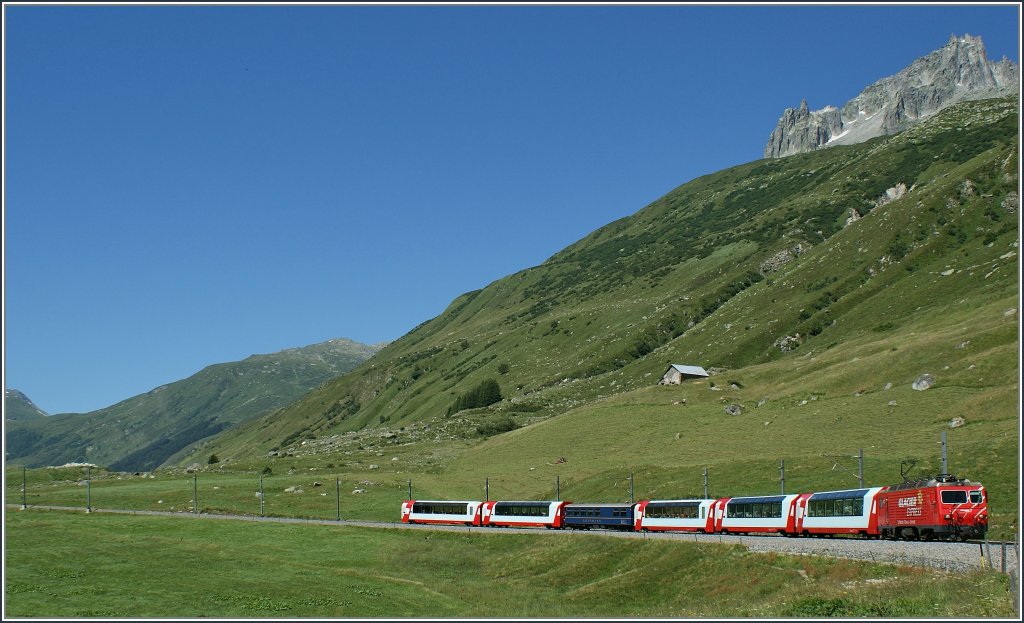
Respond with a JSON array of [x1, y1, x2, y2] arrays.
[[985, 540, 993, 570], [336, 478, 341, 521], [193, 474, 198, 514], [21, 466, 27, 510], [1002, 542, 1007, 574], [86, 466, 92, 513]]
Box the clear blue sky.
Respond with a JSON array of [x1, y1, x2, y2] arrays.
[[4, 3, 1020, 415]]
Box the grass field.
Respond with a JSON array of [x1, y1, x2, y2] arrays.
[[4, 509, 1016, 618]]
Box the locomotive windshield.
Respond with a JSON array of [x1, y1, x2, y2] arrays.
[[940, 490, 969, 504], [969, 491, 983, 503]]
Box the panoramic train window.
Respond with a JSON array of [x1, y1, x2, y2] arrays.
[[969, 491, 983, 503], [413, 503, 468, 515], [807, 496, 864, 517], [941, 490, 969, 504], [645, 504, 699, 519], [494, 503, 548, 517], [727, 501, 782, 519]]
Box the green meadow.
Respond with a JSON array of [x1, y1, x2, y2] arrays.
[[4, 510, 1015, 618]]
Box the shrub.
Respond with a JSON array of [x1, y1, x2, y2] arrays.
[[476, 416, 518, 437], [207, 454, 219, 465]]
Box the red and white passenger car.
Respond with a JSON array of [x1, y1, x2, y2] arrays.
[[793, 487, 885, 537], [633, 498, 723, 532]]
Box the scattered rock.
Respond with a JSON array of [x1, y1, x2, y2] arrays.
[[955, 341, 970, 349], [368, 465, 379, 470], [912, 374, 935, 391], [757, 397, 769, 408], [725, 404, 743, 416], [1004, 308, 1017, 318], [352, 489, 366, 495], [949, 417, 966, 429], [884, 383, 893, 390], [1002, 191, 1018, 214], [775, 334, 802, 353], [759, 244, 809, 275], [313, 481, 322, 487], [284, 486, 303, 494], [876, 182, 908, 207], [940, 269, 955, 276], [888, 400, 899, 407]]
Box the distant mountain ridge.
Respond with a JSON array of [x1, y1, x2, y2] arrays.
[[765, 34, 1018, 158], [4, 389, 49, 420], [5, 338, 381, 470]]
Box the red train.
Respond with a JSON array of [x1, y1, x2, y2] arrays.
[[401, 474, 988, 541]]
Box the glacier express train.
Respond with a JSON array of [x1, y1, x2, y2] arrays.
[[401, 474, 988, 541]]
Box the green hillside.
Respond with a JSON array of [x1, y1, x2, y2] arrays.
[[194, 96, 1018, 476], [5, 339, 381, 471]]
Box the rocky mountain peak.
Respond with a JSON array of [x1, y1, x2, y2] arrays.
[[764, 34, 1019, 159], [5, 389, 49, 420]]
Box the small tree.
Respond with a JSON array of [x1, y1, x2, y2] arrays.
[[207, 454, 220, 465]]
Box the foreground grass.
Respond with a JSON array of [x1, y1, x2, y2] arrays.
[[4, 510, 1015, 618]]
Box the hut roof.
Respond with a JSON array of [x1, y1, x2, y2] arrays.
[[667, 364, 709, 377]]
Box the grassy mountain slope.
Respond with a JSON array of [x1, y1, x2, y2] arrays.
[[5, 339, 381, 471], [195, 96, 1018, 474], [4, 390, 49, 421]]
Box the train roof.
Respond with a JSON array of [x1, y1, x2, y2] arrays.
[[491, 500, 561, 505], [808, 488, 871, 500], [726, 494, 792, 504], [644, 499, 715, 505], [885, 474, 978, 491]]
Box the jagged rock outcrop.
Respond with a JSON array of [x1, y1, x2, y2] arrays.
[[765, 34, 1018, 158]]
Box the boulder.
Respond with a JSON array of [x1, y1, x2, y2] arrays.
[[724, 404, 742, 416], [912, 374, 935, 391]]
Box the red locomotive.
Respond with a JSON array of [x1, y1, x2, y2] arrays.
[[876, 474, 987, 540]]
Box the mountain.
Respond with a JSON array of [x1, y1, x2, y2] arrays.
[[4, 338, 381, 470], [191, 95, 1019, 466], [765, 34, 1018, 158], [4, 389, 49, 421]]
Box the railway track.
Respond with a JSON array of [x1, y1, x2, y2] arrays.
[[9, 503, 1018, 576]]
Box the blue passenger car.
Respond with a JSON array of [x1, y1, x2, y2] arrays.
[[563, 503, 635, 530]]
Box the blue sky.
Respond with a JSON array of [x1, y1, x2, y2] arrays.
[[4, 3, 1021, 415]]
